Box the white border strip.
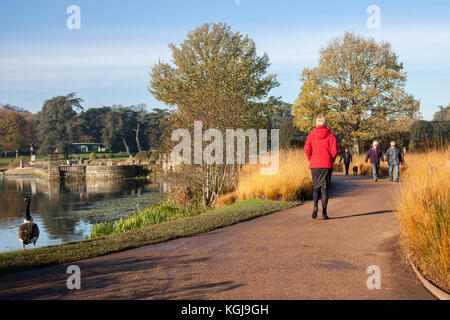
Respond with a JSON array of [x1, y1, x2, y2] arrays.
[[409, 258, 450, 300]]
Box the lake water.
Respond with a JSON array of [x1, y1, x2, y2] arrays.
[[0, 175, 170, 253]]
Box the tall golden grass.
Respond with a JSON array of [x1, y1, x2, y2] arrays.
[[351, 154, 390, 177], [235, 149, 313, 202], [395, 148, 450, 292]]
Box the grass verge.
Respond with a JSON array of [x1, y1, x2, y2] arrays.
[[90, 202, 202, 237], [395, 148, 449, 293], [0, 199, 298, 275]]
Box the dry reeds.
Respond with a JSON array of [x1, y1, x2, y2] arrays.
[[235, 149, 313, 202], [395, 148, 450, 292]]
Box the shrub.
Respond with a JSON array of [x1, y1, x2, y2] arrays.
[[167, 186, 204, 211], [215, 192, 239, 208], [149, 151, 160, 164], [135, 151, 150, 161]]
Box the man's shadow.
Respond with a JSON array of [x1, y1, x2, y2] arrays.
[[330, 210, 393, 220]]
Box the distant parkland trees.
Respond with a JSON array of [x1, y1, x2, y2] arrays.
[[0, 98, 169, 158]]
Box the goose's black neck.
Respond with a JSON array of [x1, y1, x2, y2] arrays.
[[25, 198, 31, 221]]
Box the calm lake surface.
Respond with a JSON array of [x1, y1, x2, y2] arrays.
[[0, 175, 170, 253]]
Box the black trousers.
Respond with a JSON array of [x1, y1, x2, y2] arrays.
[[344, 163, 350, 175]]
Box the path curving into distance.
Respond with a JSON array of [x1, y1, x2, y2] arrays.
[[0, 173, 433, 299]]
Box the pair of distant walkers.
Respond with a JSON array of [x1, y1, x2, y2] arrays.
[[304, 116, 403, 220], [365, 140, 404, 182]]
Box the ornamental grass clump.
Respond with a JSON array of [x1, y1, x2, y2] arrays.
[[236, 149, 312, 201], [395, 148, 450, 292]]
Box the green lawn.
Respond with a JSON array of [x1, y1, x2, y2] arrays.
[[0, 199, 299, 275], [0, 158, 11, 165]]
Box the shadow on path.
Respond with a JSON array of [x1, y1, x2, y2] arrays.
[[326, 174, 370, 199], [0, 252, 245, 300], [330, 210, 393, 220]]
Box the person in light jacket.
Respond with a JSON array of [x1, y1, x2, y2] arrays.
[[365, 141, 384, 182], [385, 141, 404, 182], [304, 116, 339, 220]]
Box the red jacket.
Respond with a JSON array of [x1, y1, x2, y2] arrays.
[[304, 126, 338, 169]]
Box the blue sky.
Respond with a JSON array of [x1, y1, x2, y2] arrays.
[[0, 0, 449, 120]]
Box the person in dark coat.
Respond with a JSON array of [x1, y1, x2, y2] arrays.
[[339, 148, 353, 175], [304, 116, 339, 220], [365, 141, 384, 182], [385, 141, 404, 182]]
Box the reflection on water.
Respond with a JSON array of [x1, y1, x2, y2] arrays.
[[0, 175, 171, 252]]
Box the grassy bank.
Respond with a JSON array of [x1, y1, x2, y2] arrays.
[[0, 199, 298, 275], [395, 149, 450, 293], [91, 201, 202, 237]]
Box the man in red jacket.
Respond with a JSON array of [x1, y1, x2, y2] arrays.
[[304, 116, 339, 220]]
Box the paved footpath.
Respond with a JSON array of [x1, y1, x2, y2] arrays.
[[0, 174, 433, 299]]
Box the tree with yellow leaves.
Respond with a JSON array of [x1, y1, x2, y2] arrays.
[[292, 32, 420, 153]]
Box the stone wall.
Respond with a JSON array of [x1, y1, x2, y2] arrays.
[[6, 164, 144, 181], [85, 165, 140, 180]]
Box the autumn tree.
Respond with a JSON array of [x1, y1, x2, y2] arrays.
[[149, 23, 279, 207], [292, 32, 420, 153], [0, 111, 27, 155]]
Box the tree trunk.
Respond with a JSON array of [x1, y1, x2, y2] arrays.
[[122, 137, 130, 155], [201, 164, 231, 208], [64, 144, 69, 160], [134, 123, 142, 152], [353, 137, 361, 154]]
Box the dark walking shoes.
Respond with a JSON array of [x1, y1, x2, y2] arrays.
[[313, 207, 329, 220], [312, 207, 318, 219]]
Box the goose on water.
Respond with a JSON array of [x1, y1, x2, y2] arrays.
[[18, 196, 40, 249]]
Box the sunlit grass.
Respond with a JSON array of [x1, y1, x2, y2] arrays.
[[395, 148, 450, 292], [235, 149, 313, 202], [91, 201, 201, 237]]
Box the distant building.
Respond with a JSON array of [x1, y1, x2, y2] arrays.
[[70, 143, 107, 153]]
